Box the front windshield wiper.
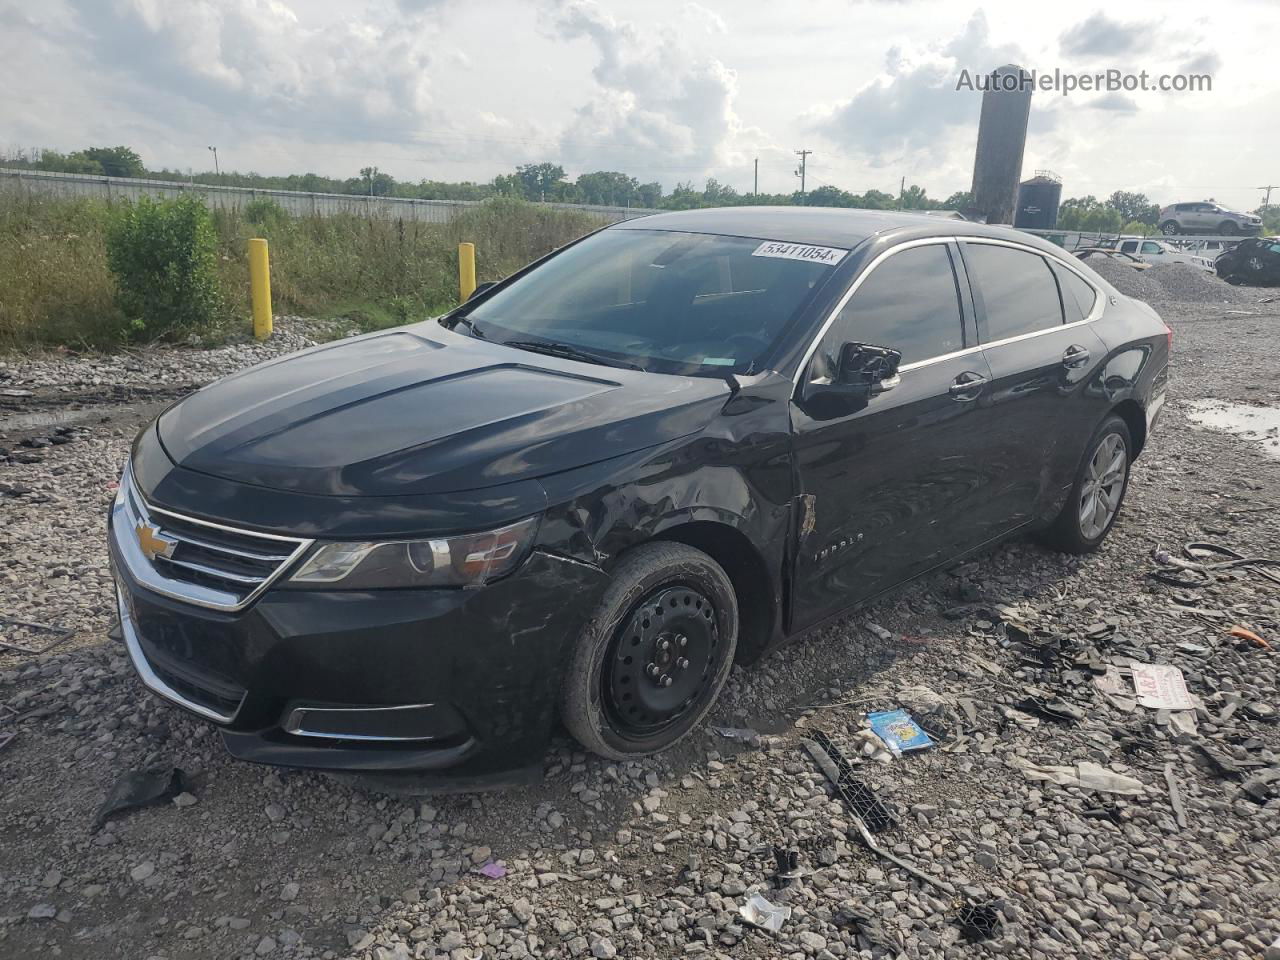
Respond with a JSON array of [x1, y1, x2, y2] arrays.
[[451, 315, 488, 340], [500, 339, 644, 372]]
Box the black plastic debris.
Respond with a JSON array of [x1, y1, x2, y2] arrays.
[[1245, 703, 1277, 724], [94, 765, 187, 829], [954, 902, 1001, 941], [1081, 802, 1125, 824], [772, 847, 802, 886], [1011, 695, 1085, 724], [807, 731, 897, 833]]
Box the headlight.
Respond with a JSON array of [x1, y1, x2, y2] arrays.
[[289, 517, 539, 589]]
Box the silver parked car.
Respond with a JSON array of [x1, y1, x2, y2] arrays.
[[1158, 201, 1262, 236]]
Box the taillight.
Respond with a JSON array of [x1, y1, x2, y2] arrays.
[[1162, 319, 1173, 353]]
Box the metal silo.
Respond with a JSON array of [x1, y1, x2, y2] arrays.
[[1014, 172, 1063, 229], [970, 64, 1033, 225]]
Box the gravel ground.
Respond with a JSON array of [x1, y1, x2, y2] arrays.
[[1, 279, 1278, 960]]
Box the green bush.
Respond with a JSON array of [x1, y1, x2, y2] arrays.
[[106, 194, 224, 340], [243, 197, 290, 231]]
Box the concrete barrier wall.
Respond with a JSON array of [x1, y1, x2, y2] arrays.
[[0, 168, 661, 225]]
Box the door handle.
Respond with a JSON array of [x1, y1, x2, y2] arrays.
[[948, 372, 988, 401], [1062, 344, 1091, 368]]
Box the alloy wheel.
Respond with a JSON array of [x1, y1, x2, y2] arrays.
[[1078, 432, 1126, 540], [604, 585, 720, 739]]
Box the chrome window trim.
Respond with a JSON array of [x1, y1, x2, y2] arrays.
[[793, 233, 1106, 387], [111, 462, 314, 612], [116, 587, 242, 723], [283, 704, 442, 742]]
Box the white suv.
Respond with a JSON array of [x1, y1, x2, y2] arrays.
[[1158, 202, 1262, 236]]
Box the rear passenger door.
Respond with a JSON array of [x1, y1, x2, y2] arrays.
[[790, 241, 999, 629], [958, 241, 1111, 527]]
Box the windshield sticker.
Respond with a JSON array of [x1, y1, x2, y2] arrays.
[[751, 240, 848, 266], [701, 357, 736, 366]]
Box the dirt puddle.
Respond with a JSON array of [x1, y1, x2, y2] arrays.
[[1186, 399, 1280, 459]]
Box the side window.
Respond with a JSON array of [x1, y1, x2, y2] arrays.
[[964, 243, 1064, 341], [809, 244, 963, 378], [1050, 261, 1099, 324], [1119, 240, 1137, 253], [1141, 242, 1163, 255]]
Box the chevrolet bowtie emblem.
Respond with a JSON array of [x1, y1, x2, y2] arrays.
[[135, 523, 177, 562]]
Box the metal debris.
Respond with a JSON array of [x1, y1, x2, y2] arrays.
[[0, 616, 74, 655], [739, 892, 791, 933]]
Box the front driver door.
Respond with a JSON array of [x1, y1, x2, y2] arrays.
[[789, 240, 999, 632]]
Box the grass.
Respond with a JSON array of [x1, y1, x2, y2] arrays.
[[0, 192, 599, 350]]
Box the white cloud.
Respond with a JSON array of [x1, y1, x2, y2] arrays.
[[544, 0, 759, 178], [810, 12, 1024, 167], [1059, 12, 1155, 59], [63, 0, 445, 142]]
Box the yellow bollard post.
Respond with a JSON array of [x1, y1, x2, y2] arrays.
[[248, 238, 273, 340], [458, 242, 476, 302]]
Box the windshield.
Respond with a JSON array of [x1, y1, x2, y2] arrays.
[[456, 228, 839, 375]]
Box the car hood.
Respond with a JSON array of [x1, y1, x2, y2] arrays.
[[157, 324, 731, 496]]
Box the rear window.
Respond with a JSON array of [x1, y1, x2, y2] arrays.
[[963, 243, 1064, 341], [1051, 262, 1099, 324]]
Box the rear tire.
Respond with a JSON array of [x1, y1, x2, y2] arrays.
[[560, 542, 738, 760], [1159, 221, 1180, 235], [1039, 416, 1132, 554]]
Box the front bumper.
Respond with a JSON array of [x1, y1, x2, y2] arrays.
[[110, 522, 609, 780]]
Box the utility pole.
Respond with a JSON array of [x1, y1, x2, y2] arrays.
[[794, 149, 811, 199], [753, 157, 758, 196], [1259, 184, 1276, 212], [207, 145, 218, 177], [899, 176, 906, 209]]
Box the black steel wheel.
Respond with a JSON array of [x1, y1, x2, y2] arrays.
[[560, 542, 738, 759], [604, 585, 720, 738]]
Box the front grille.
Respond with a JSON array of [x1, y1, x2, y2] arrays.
[[113, 465, 313, 612]]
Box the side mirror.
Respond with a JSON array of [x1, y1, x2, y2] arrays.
[[834, 342, 902, 397], [801, 342, 902, 419], [467, 281, 497, 301]]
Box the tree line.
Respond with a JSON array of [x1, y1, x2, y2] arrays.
[[0, 146, 966, 211], [3, 145, 1277, 231]]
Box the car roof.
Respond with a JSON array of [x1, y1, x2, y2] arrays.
[[610, 205, 1032, 249]]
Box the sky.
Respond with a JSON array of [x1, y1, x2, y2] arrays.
[[1, 0, 1275, 211]]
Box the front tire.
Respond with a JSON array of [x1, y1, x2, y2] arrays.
[[1039, 416, 1132, 554], [560, 542, 738, 760], [1220, 221, 1239, 236], [1160, 221, 1180, 235]]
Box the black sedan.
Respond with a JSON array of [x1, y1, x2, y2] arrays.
[[109, 207, 1170, 785]]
